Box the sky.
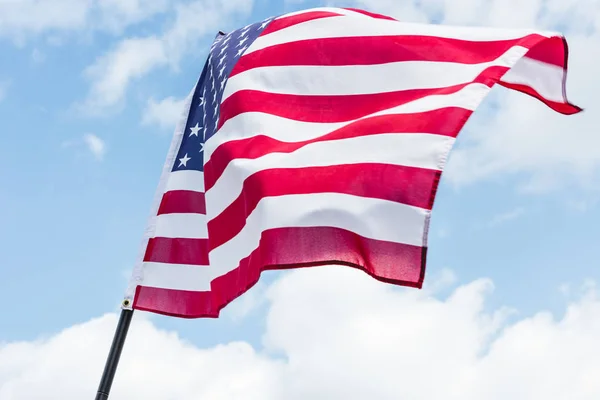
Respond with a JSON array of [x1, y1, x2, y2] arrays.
[[0, 0, 599, 398]]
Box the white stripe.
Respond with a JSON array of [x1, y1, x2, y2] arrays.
[[143, 193, 430, 292], [500, 56, 565, 102], [247, 14, 556, 56], [139, 262, 213, 291], [164, 170, 205, 193], [154, 213, 208, 239], [224, 46, 528, 101], [125, 81, 198, 304], [205, 133, 454, 219], [207, 193, 429, 281], [206, 82, 490, 162]]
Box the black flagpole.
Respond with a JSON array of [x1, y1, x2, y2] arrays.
[[93, 30, 227, 400], [94, 305, 134, 400]]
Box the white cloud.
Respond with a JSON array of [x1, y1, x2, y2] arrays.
[[0, 0, 169, 43], [142, 96, 187, 130], [0, 313, 283, 400], [443, 32, 600, 193], [347, 0, 600, 30], [94, 0, 169, 34], [2, 268, 600, 399], [78, 0, 253, 115], [0, 0, 90, 42], [31, 48, 45, 63], [0, 80, 9, 102], [79, 37, 168, 113], [224, 282, 269, 322], [83, 133, 106, 160], [487, 207, 526, 227]]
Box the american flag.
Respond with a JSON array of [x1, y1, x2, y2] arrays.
[[124, 7, 580, 317]]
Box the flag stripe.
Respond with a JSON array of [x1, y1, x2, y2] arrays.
[[136, 262, 214, 291], [154, 213, 208, 239], [231, 34, 547, 77], [207, 164, 441, 250], [206, 83, 489, 162], [500, 56, 566, 102], [261, 11, 343, 36], [218, 66, 508, 127], [204, 107, 472, 187], [223, 46, 528, 101], [144, 237, 209, 265], [208, 193, 429, 276], [275, 7, 372, 20], [164, 170, 205, 192], [133, 226, 426, 317], [522, 35, 565, 67], [246, 15, 554, 56], [158, 190, 206, 215], [206, 132, 454, 195], [342, 7, 398, 20], [498, 80, 581, 115], [205, 133, 454, 217]]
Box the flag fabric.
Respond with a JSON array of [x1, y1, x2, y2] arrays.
[[124, 7, 580, 318]]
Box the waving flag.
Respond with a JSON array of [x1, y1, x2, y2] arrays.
[[124, 7, 580, 318]]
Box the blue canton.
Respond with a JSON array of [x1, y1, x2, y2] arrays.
[[172, 17, 275, 172]]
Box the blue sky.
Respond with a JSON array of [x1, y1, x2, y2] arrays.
[[1, 1, 600, 398]]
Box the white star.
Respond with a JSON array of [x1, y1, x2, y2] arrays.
[[218, 65, 226, 78], [178, 153, 191, 167], [220, 79, 226, 90], [218, 55, 226, 67], [212, 91, 217, 104], [218, 45, 228, 56], [236, 47, 247, 57], [213, 105, 218, 117], [198, 97, 204, 107], [189, 122, 201, 137], [223, 35, 231, 45], [260, 20, 269, 28], [237, 36, 248, 47], [199, 142, 205, 153]]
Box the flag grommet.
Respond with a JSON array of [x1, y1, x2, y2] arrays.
[[122, 299, 131, 307]]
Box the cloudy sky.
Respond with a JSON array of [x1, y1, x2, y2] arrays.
[[1, 0, 600, 398]]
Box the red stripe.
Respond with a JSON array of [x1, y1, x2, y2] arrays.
[[134, 226, 426, 318], [205, 107, 471, 191], [523, 35, 565, 67], [343, 7, 397, 20], [144, 237, 209, 265], [260, 11, 343, 36], [157, 190, 206, 215], [498, 81, 582, 115], [231, 34, 546, 78], [219, 65, 509, 126], [207, 164, 441, 250]]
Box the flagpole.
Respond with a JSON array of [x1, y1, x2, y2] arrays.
[[92, 29, 226, 400], [94, 306, 134, 400]]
